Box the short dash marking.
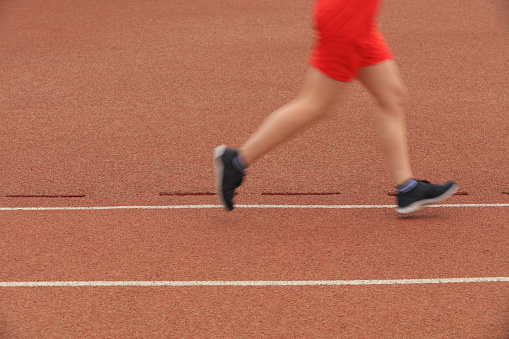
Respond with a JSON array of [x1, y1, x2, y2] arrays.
[[6, 194, 85, 198], [387, 191, 468, 196], [159, 192, 215, 196], [261, 192, 341, 196]]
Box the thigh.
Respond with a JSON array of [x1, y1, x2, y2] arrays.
[[357, 60, 405, 107], [300, 67, 350, 111]]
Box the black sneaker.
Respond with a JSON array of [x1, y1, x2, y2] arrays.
[[214, 145, 245, 211], [396, 180, 459, 214]]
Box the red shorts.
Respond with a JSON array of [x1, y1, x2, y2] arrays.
[[309, 0, 393, 82]]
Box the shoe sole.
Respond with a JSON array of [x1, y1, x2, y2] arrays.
[[213, 145, 230, 210], [396, 182, 459, 214]]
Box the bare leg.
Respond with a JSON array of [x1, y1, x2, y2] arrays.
[[357, 60, 413, 186], [239, 67, 350, 166]]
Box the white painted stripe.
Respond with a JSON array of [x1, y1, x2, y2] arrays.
[[0, 203, 509, 211], [1, 277, 508, 287]]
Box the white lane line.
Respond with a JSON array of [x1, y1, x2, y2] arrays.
[[0, 203, 509, 211], [1, 277, 508, 287]]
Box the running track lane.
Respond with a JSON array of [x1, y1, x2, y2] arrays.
[[1, 0, 508, 337], [1, 206, 508, 337]]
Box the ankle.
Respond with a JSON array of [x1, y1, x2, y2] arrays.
[[397, 178, 418, 193], [232, 153, 248, 172]]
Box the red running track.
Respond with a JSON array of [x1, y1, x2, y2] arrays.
[[1, 0, 508, 337]]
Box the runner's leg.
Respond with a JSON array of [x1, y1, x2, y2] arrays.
[[238, 67, 349, 166], [357, 60, 413, 186]]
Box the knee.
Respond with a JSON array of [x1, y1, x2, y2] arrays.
[[298, 96, 335, 120], [375, 83, 406, 112]]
